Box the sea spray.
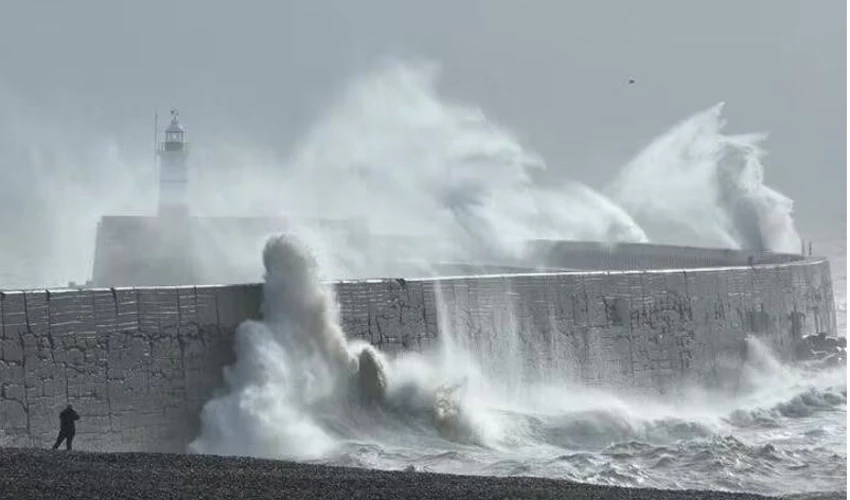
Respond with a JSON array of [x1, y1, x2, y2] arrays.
[[608, 102, 800, 253], [275, 61, 648, 274], [190, 235, 494, 459], [191, 235, 367, 459], [185, 64, 800, 283], [191, 237, 843, 493], [188, 63, 797, 278]]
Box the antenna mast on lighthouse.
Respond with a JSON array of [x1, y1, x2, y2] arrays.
[[156, 108, 190, 219], [154, 111, 158, 165]]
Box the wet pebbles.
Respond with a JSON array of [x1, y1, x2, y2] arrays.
[[0, 447, 842, 500]]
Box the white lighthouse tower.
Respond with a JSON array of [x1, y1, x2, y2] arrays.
[[157, 109, 190, 218]]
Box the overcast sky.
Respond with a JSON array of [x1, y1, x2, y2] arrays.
[[0, 0, 845, 233]]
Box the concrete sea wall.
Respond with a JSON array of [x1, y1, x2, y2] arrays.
[[0, 285, 261, 452], [0, 258, 836, 453]]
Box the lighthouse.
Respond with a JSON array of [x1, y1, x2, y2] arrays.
[[91, 107, 364, 287], [157, 109, 190, 218]]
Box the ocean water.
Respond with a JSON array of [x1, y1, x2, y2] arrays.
[[191, 236, 847, 497]]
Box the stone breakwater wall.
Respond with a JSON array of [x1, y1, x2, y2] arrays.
[[0, 258, 835, 453]]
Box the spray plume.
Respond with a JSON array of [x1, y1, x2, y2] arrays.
[[608, 102, 800, 252]]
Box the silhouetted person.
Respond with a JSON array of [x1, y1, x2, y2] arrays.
[[52, 404, 80, 451]]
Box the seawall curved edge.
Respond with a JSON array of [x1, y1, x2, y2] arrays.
[[0, 258, 835, 453]]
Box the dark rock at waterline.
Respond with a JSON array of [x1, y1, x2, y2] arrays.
[[795, 332, 846, 365], [2, 447, 841, 500]]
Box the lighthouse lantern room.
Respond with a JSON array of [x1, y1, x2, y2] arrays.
[[157, 109, 190, 218]]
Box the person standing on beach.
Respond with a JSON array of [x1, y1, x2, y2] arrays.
[[51, 404, 80, 451]]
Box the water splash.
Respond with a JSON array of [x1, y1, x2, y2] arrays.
[[190, 235, 494, 459], [192, 236, 844, 495], [608, 102, 801, 253], [274, 61, 647, 274], [0, 87, 154, 287]]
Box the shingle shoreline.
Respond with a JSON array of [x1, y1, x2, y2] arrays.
[[0, 447, 843, 500]]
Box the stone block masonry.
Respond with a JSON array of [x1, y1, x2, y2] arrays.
[[0, 258, 835, 453]]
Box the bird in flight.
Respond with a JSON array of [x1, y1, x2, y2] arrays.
[[627, 78, 636, 85]]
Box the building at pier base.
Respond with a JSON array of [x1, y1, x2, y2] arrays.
[[92, 110, 367, 286]]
